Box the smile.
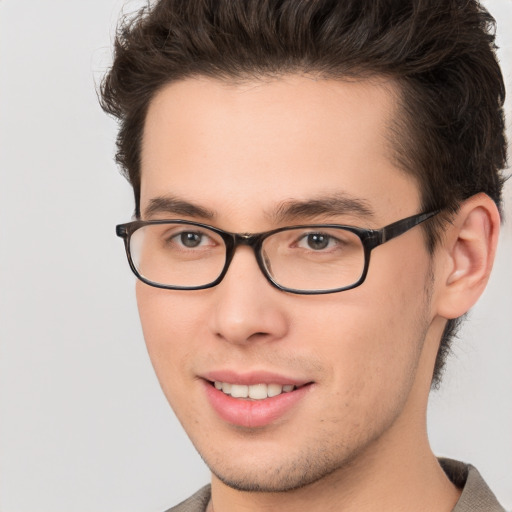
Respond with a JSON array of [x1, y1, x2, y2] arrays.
[[204, 378, 313, 427], [213, 381, 296, 400]]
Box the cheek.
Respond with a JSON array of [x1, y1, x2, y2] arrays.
[[135, 283, 202, 394], [303, 311, 422, 442], [310, 301, 414, 388], [136, 285, 217, 434], [306, 259, 430, 410]]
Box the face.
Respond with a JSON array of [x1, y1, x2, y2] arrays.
[[137, 75, 440, 492]]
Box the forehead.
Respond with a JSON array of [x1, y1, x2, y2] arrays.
[[140, 75, 420, 226]]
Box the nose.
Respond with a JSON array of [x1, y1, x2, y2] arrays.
[[208, 246, 289, 345]]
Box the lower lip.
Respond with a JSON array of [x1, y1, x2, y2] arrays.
[[203, 381, 312, 428]]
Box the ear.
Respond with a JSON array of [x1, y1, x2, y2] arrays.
[[435, 193, 500, 320]]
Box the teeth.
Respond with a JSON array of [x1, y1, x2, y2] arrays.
[[230, 384, 248, 398], [267, 383, 283, 397], [213, 382, 296, 400], [248, 383, 267, 400]]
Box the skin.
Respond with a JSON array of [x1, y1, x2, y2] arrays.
[[136, 75, 499, 511]]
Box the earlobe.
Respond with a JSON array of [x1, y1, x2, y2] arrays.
[[435, 193, 500, 320]]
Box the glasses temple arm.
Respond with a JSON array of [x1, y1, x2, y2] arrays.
[[380, 210, 441, 244]]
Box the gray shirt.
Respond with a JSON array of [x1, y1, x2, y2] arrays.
[[166, 459, 506, 512]]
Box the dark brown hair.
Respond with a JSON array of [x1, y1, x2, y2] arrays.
[[100, 0, 507, 386]]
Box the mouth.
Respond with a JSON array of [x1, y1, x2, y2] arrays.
[[212, 381, 298, 400], [203, 376, 313, 428]]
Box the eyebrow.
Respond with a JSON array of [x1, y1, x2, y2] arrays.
[[142, 192, 375, 224], [143, 195, 216, 220], [270, 194, 375, 223]]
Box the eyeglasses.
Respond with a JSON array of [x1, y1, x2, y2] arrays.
[[116, 210, 439, 295]]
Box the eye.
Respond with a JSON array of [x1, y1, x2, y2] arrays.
[[156, 225, 219, 250], [297, 232, 337, 251], [178, 232, 204, 248], [172, 230, 213, 248]]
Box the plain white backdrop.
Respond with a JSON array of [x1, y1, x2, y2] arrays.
[[0, 1, 510, 511]]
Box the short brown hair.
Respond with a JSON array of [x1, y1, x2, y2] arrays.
[[100, 0, 508, 386]]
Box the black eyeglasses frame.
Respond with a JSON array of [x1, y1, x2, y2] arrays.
[[116, 210, 440, 295]]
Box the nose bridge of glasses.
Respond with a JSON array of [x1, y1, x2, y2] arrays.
[[232, 232, 264, 249], [223, 232, 268, 274]]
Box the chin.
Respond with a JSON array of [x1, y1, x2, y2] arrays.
[[201, 443, 358, 493], [211, 467, 331, 493]]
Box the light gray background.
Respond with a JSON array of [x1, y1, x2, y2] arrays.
[[0, 1, 510, 511]]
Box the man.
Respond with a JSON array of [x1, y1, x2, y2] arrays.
[[101, 1, 508, 510]]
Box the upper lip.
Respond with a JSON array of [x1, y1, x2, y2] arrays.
[[201, 370, 311, 387]]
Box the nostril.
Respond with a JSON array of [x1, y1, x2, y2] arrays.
[[247, 332, 271, 341]]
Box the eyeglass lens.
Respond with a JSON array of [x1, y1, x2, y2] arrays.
[[129, 222, 366, 292]]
